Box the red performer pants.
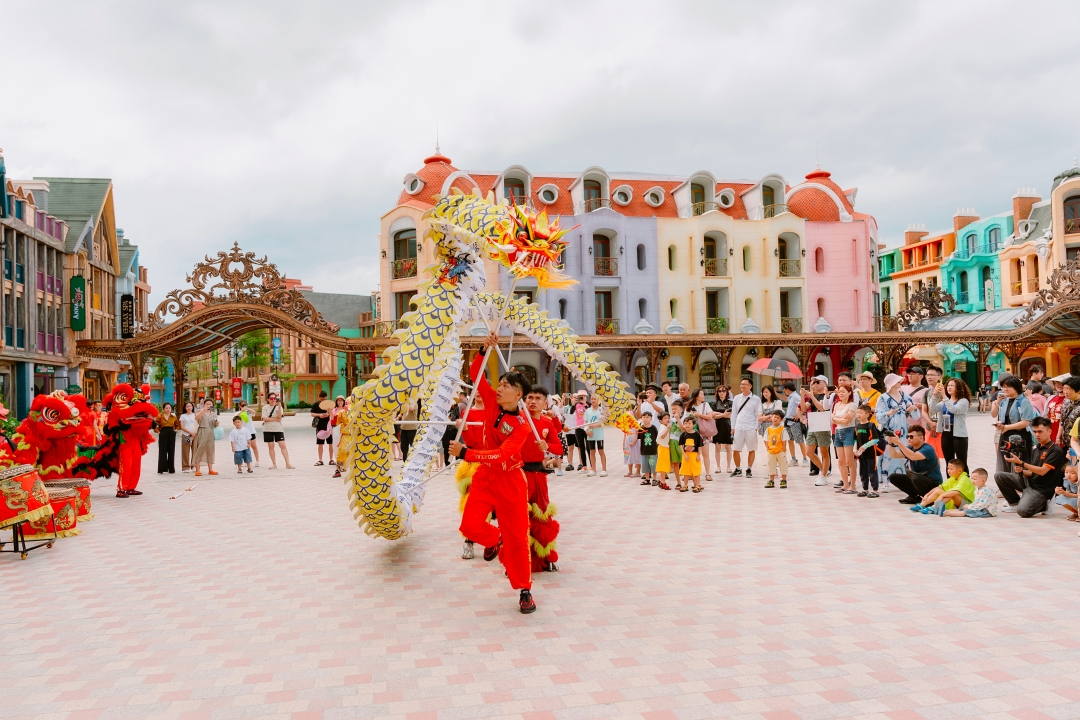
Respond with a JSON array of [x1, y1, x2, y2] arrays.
[[525, 470, 559, 572], [459, 467, 532, 590], [118, 441, 143, 492]]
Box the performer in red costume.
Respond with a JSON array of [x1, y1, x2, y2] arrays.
[[522, 385, 563, 573], [449, 333, 537, 614]]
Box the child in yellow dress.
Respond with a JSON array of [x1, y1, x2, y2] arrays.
[[655, 412, 672, 490], [679, 416, 704, 493]]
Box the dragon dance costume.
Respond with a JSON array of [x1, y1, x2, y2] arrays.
[[457, 354, 533, 592], [520, 411, 562, 573]]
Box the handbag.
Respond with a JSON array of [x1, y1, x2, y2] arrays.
[[696, 403, 717, 438]]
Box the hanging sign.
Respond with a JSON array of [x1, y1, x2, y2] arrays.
[[231, 377, 242, 398], [214, 388, 222, 402], [120, 294, 135, 338], [69, 276, 86, 332]]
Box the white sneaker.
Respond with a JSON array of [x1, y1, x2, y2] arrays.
[[587, 470, 596, 477], [555, 468, 563, 476], [1000, 503, 1016, 513], [802, 458, 809, 468], [599, 471, 607, 477], [814, 478, 828, 486], [461, 541, 474, 560]]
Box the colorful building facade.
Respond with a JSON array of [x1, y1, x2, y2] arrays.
[[378, 152, 880, 393]]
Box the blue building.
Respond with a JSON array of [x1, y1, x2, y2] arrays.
[[941, 211, 1010, 313]]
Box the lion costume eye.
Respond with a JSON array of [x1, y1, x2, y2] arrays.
[[115, 393, 129, 405], [42, 407, 59, 423]]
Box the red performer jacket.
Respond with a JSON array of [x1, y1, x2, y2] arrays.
[[521, 414, 563, 465], [461, 354, 531, 471]]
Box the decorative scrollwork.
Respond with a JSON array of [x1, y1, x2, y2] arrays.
[[1014, 254, 1080, 326], [145, 243, 339, 334], [895, 285, 958, 330]]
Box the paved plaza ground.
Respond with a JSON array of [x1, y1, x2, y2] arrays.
[[2, 411, 1078, 720]]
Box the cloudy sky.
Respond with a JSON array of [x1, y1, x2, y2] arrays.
[[3, 1, 1079, 301]]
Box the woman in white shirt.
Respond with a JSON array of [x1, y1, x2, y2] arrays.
[[831, 384, 859, 494], [178, 401, 198, 472]]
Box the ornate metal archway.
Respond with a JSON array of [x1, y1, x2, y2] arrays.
[[77, 243, 381, 394]]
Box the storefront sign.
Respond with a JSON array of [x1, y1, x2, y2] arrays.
[[69, 276, 86, 332], [953, 360, 967, 372], [231, 377, 242, 398], [34, 365, 55, 374], [214, 388, 222, 402], [66, 384, 82, 394], [120, 294, 135, 338], [268, 380, 282, 397]]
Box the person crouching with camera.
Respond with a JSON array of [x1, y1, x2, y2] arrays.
[[884, 425, 943, 504], [997, 416, 1065, 517]]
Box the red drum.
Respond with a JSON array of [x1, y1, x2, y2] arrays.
[[0, 464, 53, 530], [43, 479, 93, 521], [23, 487, 79, 540]]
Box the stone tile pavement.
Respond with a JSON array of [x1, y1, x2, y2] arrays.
[[2, 411, 1078, 720]]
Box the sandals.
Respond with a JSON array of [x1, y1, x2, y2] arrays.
[[115, 490, 128, 498], [314, 461, 325, 466], [705, 474, 714, 482], [659, 483, 671, 490], [692, 486, 703, 493], [640, 479, 651, 486], [679, 486, 689, 492]]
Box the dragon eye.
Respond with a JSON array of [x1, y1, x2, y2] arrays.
[[116, 393, 129, 404], [42, 407, 59, 423]]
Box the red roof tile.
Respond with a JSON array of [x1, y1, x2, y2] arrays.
[[788, 187, 841, 222], [716, 182, 754, 220], [607, 179, 682, 218], [529, 176, 576, 216], [396, 156, 458, 207]]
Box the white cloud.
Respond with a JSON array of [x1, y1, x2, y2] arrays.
[[3, 0, 1079, 302]]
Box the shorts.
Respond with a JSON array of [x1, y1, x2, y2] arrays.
[[641, 454, 657, 473], [249, 433, 256, 441], [964, 508, 993, 518], [233, 449, 252, 465], [807, 430, 832, 447], [732, 429, 758, 453], [785, 421, 805, 445], [767, 452, 788, 476], [834, 427, 856, 447], [263, 431, 284, 443], [586, 439, 604, 451]]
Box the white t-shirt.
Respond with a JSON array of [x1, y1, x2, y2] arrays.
[[731, 393, 762, 431], [640, 400, 665, 419], [691, 401, 713, 425], [179, 412, 198, 436], [229, 427, 250, 452], [806, 393, 835, 433], [832, 401, 858, 429]]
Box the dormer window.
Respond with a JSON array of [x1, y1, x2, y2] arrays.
[[504, 178, 526, 205], [762, 185, 775, 207], [537, 184, 559, 205], [691, 184, 705, 205], [584, 180, 601, 201], [403, 173, 425, 196], [644, 186, 665, 208], [612, 185, 632, 206]]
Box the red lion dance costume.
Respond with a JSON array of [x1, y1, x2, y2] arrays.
[[457, 354, 534, 608], [520, 404, 562, 573], [94, 384, 158, 497]]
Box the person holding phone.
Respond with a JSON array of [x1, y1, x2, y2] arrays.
[[261, 393, 295, 469]]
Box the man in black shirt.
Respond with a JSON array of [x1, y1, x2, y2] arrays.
[[998, 416, 1064, 518]]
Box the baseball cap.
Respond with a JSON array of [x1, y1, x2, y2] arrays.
[[906, 365, 925, 375], [812, 375, 829, 383], [857, 371, 875, 382]]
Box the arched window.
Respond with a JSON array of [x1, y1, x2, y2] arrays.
[[691, 183, 705, 205], [988, 227, 1001, 248], [668, 245, 676, 271], [584, 179, 601, 202], [965, 233, 976, 255], [1065, 196, 1080, 234], [699, 362, 719, 396], [762, 185, 775, 207], [742, 246, 751, 272], [638, 298, 647, 319], [815, 247, 824, 273], [636, 244, 646, 271], [744, 298, 752, 319], [959, 271, 969, 293], [669, 298, 678, 319], [817, 298, 825, 318], [558, 298, 567, 320], [504, 178, 526, 205], [393, 229, 416, 260], [592, 233, 611, 258], [777, 237, 788, 260], [512, 365, 538, 387]]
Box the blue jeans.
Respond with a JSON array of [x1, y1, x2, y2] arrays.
[[964, 508, 993, 518], [233, 448, 252, 465], [642, 455, 657, 474]]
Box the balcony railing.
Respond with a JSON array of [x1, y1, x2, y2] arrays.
[[692, 201, 719, 216], [952, 241, 1003, 260], [762, 204, 789, 219], [1028, 278, 1040, 293], [778, 259, 801, 277], [780, 317, 802, 334], [596, 318, 619, 335], [956, 291, 970, 305], [506, 194, 534, 210], [703, 257, 727, 277], [1066, 218, 1080, 235], [583, 198, 611, 213], [374, 320, 409, 338], [706, 317, 729, 334], [594, 257, 618, 276], [392, 258, 417, 280], [903, 262, 915, 271], [930, 254, 943, 264], [1011, 281, 1023, 295]]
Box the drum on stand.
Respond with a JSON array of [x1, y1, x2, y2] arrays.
[[23, 487, 79, 541], [0, 464, 56, 559], [43, 479, 93, 521]]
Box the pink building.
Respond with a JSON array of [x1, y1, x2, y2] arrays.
[[789, 169, 879, 333]]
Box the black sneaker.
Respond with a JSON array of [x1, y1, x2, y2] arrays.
[[745, 469, 752, 478], [483, 541, 502, 561], [519, 589, 537, 614], [898, 496, 920, 505], [780, 479, 787, 488], [730, 468, 743, 477], [764, 479, 775, 488], [808, 466, 819, 477]]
